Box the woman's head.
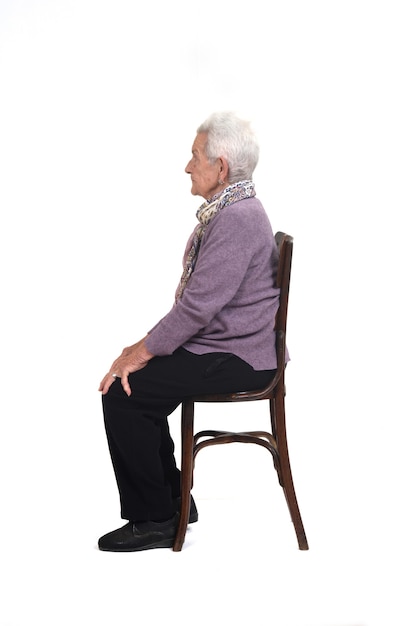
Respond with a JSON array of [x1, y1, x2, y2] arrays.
[[185, 111, 259, 199], [197, 111, 259, 183]]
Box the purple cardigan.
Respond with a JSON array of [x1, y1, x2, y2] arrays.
[[145, 197, 279, 370]]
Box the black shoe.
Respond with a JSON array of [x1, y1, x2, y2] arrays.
[[175, 494, 198, 524], [98, 514, 178, 552]]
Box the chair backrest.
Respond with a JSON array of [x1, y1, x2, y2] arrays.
[[222, 231, 293, 400], [183, 231, 294, 403], [274, 231, 293, 377]]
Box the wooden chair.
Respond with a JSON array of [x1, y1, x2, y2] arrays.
[[173, 232, 308, 551]]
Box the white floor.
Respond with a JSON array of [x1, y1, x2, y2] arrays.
[[2, 389, 416, 626]]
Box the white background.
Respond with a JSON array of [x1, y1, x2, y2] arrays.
[[1, 1, 416, 625]]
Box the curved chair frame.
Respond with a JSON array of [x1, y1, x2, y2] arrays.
[[173, 232, 309, 551]]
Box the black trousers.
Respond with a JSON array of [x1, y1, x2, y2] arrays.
[[102, 348, 274, 522]]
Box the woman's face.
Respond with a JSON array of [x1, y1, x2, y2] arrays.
[[185, 132, 226, 199]]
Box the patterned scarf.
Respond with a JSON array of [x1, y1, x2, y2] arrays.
[[175, 180, 256, 301]]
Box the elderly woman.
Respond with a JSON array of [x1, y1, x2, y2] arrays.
[[98, 111, 279, 551]]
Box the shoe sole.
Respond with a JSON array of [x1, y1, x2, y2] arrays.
[[99, 538, 175, 552]]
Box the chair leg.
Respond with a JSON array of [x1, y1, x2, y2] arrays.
[[173, 400, 195, 552], [272, 394, 309, 550]]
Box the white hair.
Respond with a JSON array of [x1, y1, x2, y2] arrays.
[[197, 111, 259, 183]]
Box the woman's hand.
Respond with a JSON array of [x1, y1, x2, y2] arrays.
[[99, 336, 154, 397]]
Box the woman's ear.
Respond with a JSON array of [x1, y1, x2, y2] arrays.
[[218, 157, 229, 184]]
